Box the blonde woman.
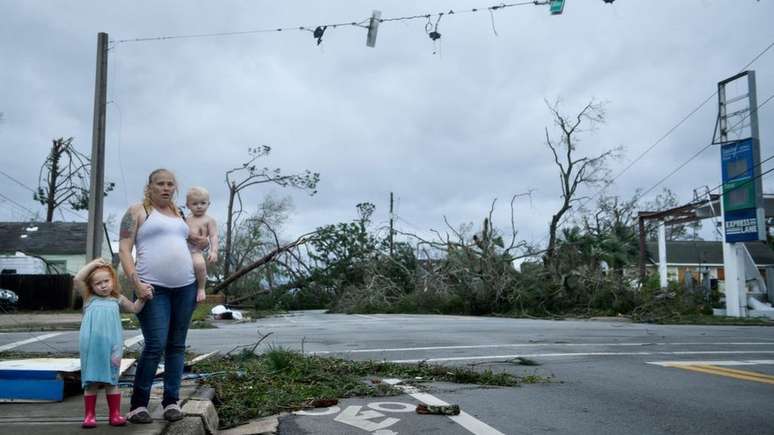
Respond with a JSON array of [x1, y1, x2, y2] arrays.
[[118, 168, 207, 423]]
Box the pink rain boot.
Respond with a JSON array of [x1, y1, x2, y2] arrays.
[[106, 393, 127, 426], [82, 394, 97, 428]]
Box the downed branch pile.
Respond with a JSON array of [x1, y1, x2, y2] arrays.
[[192, 348, 546, 429]]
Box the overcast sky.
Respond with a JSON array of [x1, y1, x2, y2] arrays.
[[1, 0, 773, 249]]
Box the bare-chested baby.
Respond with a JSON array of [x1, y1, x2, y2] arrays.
[[185, 187, 219, 303]]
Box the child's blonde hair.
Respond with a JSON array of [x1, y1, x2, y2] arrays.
[[84, 264, 122, 300], [186, 186, 210, 204]]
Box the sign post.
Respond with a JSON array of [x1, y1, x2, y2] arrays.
[[718, 71, 763, 317]]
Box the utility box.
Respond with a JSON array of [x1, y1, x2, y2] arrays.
[[0, 255, 47, 275]]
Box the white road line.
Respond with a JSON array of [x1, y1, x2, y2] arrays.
[[123, 334, 144, 349], [383, 379, 504, 435], [647, 359, 774, 367], [0, 332, 64, 352], [354, 314, 381, 320], [388, 350, 774, 363], [312, 341, 774, 355]]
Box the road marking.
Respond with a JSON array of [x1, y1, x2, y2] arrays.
[[334, 405, 399, 432], [368, 402, 416, 413], [354, 314, 382, 320], [668, 364, 774, 385], [383, 379, 505, 435], [647, 359, 774, 367], [313, 341, 774, 355], [123, 334, 144, 349], [0, 332, 65, 352], [388, 350, 774, 363], [294, 406, 341, 416]]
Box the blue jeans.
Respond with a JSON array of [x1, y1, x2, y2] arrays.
[[131, 282, 197, 409]]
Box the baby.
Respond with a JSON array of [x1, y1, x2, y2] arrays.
[[186, 187, 219, 302]]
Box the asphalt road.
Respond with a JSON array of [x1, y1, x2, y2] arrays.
[[2, 310, 774, 434]]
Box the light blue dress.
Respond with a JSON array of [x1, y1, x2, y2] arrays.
[[79, 296, 123, 388]]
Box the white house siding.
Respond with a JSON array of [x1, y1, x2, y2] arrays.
[[41, 243, 113, 275]]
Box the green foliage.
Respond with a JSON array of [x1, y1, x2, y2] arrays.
[[631, 278, 714, 323], [194, 349, 545, 429], [308, 220, 380, 294]]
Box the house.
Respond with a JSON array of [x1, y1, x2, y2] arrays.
[[0, 222, 114, 275], [644, 240, 774, 291]]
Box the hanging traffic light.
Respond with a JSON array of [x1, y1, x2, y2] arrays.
[[550, 0, 565, 15]]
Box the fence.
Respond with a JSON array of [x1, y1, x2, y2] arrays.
[[0, 274, 74, 310]]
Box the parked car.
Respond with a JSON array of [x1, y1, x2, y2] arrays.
[[0, 288, 19, 313]]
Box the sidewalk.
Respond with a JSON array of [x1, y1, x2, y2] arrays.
[[0, 313, 83, 331], [0, 381, 219, 435]]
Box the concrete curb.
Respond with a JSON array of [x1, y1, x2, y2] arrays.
[[217, 414, 281, 435], [173, 384, 280, 435], [181, 386, 219, 434]]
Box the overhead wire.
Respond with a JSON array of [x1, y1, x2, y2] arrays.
[[111, 1, 548, 45], [632, 91, 774, 204], [547, 39, 774, 236], [546, 87, 774, 243]]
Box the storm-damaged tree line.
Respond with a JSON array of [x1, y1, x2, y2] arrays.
[[214, 100, 714, 320]]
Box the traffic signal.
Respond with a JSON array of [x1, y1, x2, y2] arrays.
[[550, 0, 565, 15]]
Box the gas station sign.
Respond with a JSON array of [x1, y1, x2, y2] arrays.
[[721, 137, 765, 242]]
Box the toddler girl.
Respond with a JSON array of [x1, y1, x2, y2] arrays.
[[74, 258, 147, 428]]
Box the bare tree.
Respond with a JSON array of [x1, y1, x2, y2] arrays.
[[34, 137, 115, 222], [544, 100, 619, 264], [221, 146, 319, 289]]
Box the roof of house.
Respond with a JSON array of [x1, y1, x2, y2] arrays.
[[645, 240, 774, 266], [0, 222, 90, 255]]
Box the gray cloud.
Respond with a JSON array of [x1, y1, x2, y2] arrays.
[[1, 0, 773, 248]]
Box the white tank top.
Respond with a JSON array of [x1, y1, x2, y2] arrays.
[[135, 208, 195, 288]]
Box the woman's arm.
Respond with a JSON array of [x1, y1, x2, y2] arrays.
[[118, 295, 146, 314], [119, 205, 154, 300]]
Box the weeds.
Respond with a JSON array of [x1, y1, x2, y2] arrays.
[[193, 347, 547, 428]]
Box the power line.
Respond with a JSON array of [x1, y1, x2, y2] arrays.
[[550, 88, 774, 239], [111, 1, 548, 45], [0, 191, 37, 217], [0, 169, 36, 193], [604, 40, 774, 197], [632, 91, 774, 204], [547, 40, 774, 235]]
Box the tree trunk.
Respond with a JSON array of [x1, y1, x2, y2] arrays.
[[45, 140, 63, 222], [219, 183, 236, 294], [210, 236, 309, 294]]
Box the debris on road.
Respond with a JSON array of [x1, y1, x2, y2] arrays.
[[0, 358, 135, 402], [185, 351, 219, 370], [310, 398, 338, 408], [211, 304, 244, 321], [416, 403, 460, 415]]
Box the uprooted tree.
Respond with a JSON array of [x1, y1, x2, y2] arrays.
[[220, 146, 319, 293], [34, 137, 115, 222], [543, 99, 619, 267]]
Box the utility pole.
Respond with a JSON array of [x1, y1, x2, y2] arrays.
[[86, 32, 108, 261], [389, 192, 394, 256]]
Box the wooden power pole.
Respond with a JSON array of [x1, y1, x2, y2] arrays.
[[86, 32, 108, 260]]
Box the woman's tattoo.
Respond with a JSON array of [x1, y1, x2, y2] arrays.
[[120, 211, 135, 240]]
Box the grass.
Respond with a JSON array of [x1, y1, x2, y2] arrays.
[[190, 303, 216, 329], [193, 347, 548, 429]]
